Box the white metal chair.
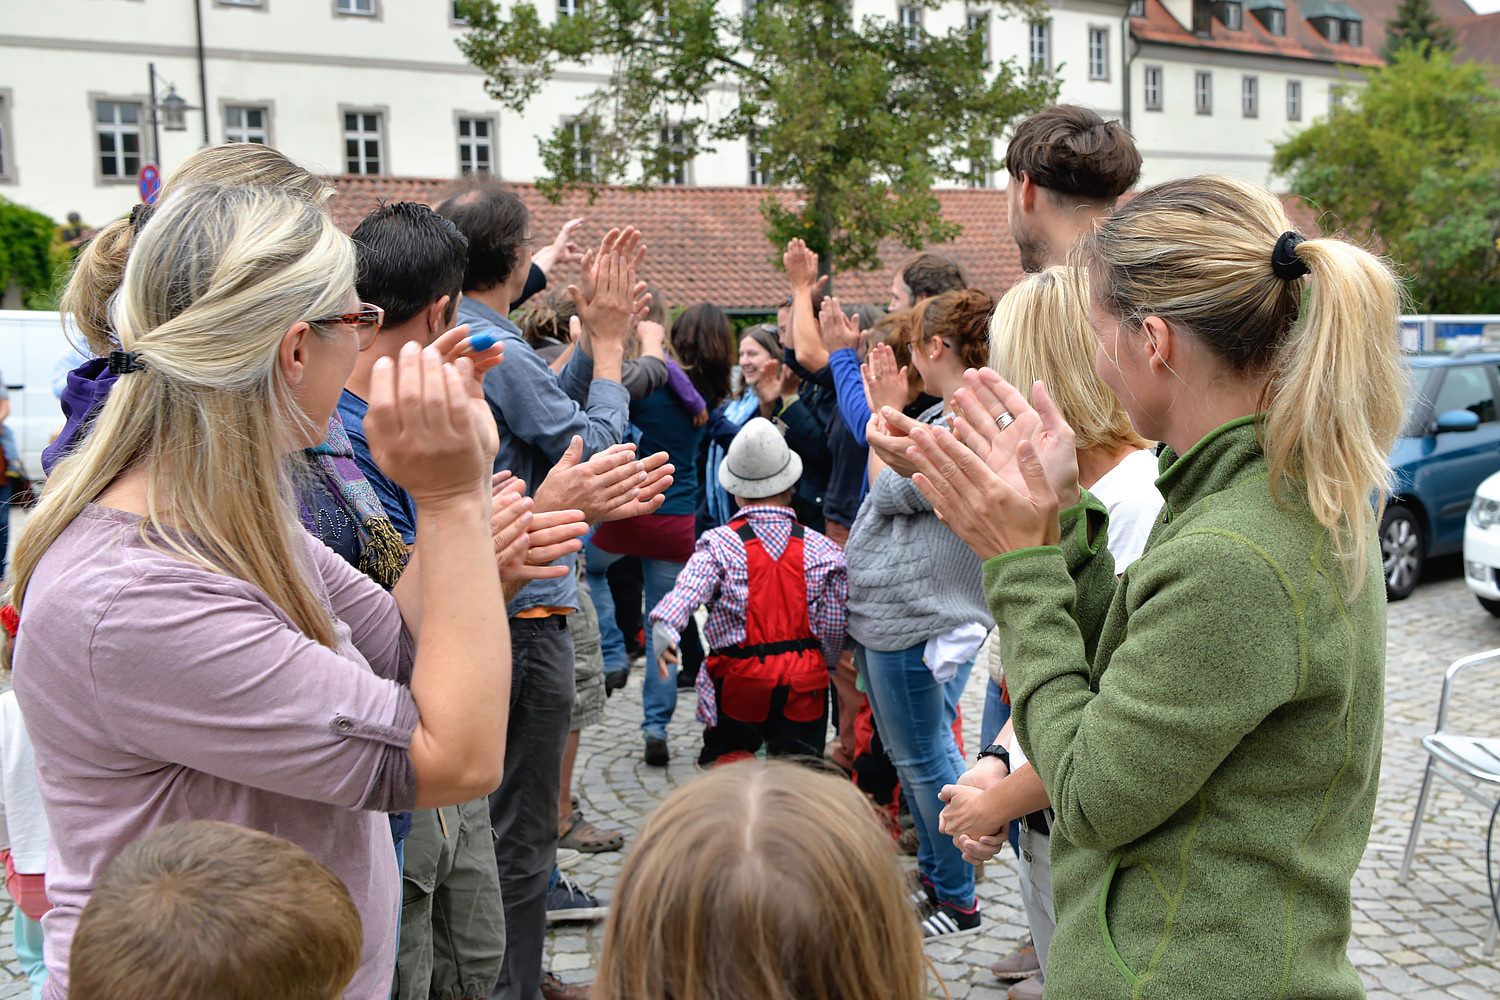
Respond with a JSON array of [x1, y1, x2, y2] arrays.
[[1398, 648, 1500, 956]]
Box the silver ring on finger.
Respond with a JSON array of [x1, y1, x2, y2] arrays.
[[994, 410, 1015, 431]]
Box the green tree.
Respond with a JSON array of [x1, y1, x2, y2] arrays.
[[456, 0, 1056, 275], [0, 197, 69, 310], [1272, 48, 1500, 312], [1380, 0, 1456, 62]]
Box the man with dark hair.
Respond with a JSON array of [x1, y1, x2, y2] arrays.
[[889, 251, 968, 312], [344, 202, 511, 1000], [1005, 104, 1142, 272], [436, 178, 639, 1000]]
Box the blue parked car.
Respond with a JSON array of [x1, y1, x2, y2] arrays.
[[1384, 350, 1500, 599]]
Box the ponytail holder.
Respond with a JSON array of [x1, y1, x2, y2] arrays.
[[1271, 231, 1310, 281], [1, 604, 19, 640], [107, 350, 146, 375], [127, 203, 154, 234]]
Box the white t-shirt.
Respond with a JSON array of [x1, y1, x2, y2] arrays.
[[1089, 448, 1165, 573], [0, 691, 50, 873]]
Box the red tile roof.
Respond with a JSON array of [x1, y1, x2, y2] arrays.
[[1130, 0, 1476, 67], [327, 175, 1325, 311], [1451, 12, 1500, 78]]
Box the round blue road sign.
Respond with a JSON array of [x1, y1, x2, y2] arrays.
[[138, 163, 162, 205]]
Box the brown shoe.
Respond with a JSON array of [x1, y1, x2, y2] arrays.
[[541, 972, 590, 1000], [1008, 973, 1045, 999], [991, 936, 1040, 981]]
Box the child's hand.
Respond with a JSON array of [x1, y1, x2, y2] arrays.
[[656, 643, 680, 680]]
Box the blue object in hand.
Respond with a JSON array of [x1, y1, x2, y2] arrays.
[[467, 332, 498, 353]]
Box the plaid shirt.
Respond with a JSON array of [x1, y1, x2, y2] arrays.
[[650, 505, 848, 669]]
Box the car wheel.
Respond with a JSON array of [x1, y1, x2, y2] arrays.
[[1380, 504, 1424, 601], [1478, 596, 1500, 617]]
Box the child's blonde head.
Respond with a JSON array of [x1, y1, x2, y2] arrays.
[[593, 759, 927, 1000]]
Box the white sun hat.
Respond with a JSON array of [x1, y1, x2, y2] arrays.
[[718, 417, 803, 499]]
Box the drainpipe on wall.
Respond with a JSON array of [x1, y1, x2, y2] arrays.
[[1121, 9, 1138, 132], [194, 0, 210, 145]]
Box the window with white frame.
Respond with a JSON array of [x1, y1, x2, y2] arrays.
[[1088, 27, 1108, 79], [558, 0, 583, 17], [1029, 21, 1049, 71], [899, 5, 922, 48], [224, 105, 268, 144], [337, 0, 375, 14], [1286, 79, 1302, 121], [1330, 85, 1344, 110], [1345, 20, 1362, 46], [1194, 71, 1212, 114], [1128, 0, 1145, 14], [452, 1, 469, 23], [564, 118, 594, 177], [1144, 65, 1163, 110], [967, 159, 989, 188], [458, 117, 493, 174], [0, 93, 10, 181], [1222, 2, 1242, 30], [344, 111, 383, 174], [659, 123, 690, 185], [748, 145, 771, 186], [219, 0, 263, 6], [966, 9, 989, 59], [96, 100, 144, 179], [1266, 9, 1285, 34], [1241, 75, 1258, 117]]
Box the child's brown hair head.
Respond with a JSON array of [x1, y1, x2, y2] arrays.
[[593, 759, 927, 1000], [69, 820, 362, 1000]]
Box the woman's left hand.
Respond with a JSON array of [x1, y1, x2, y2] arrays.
[[904, 422, 1061, 561], [937, 782, 993, 841], [866, 410, 920, 479]]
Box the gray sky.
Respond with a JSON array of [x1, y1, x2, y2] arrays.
[[1465, 0, 1499, 13]]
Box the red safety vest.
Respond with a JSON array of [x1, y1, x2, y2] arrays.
[[706, 519, 828, 725]]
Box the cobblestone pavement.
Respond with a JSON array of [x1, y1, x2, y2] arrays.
[[0, 564, 1495, 998]]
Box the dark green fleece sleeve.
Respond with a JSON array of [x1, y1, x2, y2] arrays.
[[984, 526, 1302, 852]]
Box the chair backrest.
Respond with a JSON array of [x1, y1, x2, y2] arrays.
[[1435, 648, 1500, 734]]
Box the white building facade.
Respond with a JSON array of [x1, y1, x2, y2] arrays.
[[0, 0, 1375, 226]]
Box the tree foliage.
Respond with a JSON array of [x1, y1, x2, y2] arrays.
[[1380, 0, 1456, 62], [1272, 49, 1500, 312], [455, 0, 1056, 273], [0, 197, 69, 310]]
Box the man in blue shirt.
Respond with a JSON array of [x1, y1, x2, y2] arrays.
[[437, 179, 635, 1000]]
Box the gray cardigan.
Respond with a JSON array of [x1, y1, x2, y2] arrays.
[[844, 403, 992, 652]]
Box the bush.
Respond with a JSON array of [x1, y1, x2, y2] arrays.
[[0, 196, 71, 310]]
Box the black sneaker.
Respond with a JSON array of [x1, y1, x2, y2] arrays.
[[545, 872, 607, 923], [920, 900, 981, 940], [644, 737, 669, 767], [907, 871, 937, 914]]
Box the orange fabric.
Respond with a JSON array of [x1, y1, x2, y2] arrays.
[[513, 606, 572, 620]]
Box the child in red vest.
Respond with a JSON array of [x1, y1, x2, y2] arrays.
[[652, 418, 848, 765]]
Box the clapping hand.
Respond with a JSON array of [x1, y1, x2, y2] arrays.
[[533, 438, 675, 525], [861, 342, 907, 415], [532, 217, 586, 277], [903, 371, 1080, 560], [818, 296, 866, 355], [783, 238, 828, 296], [490, 473, 588, 582]]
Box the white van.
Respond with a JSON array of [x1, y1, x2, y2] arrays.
[[0, 310, 84, 479]]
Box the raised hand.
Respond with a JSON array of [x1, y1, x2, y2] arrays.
[[569, 249, 634, 347], [531, 217, 585, 277], [427, 323, 505, 381], [861, 342, 909, 416], [364, 343, 493, 505], [783, 238, 828, 295], [818, 295, 865, 355], [948, 370, 1080, 509]]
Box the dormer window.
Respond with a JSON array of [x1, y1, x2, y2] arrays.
[[1217, 1, 1242, 30], [1298, 0, 1363, 45], [1344, 19, 1361, 45], [1128, 0, 1145, 14], [1247, 0, 1287, 35]]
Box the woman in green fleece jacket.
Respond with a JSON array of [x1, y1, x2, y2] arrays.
[[895, 176, 1405, 1000]]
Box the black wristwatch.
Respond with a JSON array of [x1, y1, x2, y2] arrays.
[[976, 742, 1010, 769]]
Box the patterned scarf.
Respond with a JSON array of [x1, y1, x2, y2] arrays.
[[305, 415, 409, 589]]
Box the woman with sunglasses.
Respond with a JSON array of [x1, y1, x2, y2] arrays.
[[8, 183, 517, 1000]]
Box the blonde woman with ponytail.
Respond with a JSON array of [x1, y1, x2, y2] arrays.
[[902, 176, 1403, 1000], [11, 184, 512, 1000]]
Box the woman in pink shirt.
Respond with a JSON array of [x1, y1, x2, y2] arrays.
[[8, 183, 520, 999]]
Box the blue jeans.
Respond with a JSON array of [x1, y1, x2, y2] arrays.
[[639, 557, 688, 740], [858, 642, 975, 908], [583, 542, 629, 672]]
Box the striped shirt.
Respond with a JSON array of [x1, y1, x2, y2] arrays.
[[649, 505, 847, 668]]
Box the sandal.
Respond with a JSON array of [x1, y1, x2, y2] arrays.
[[558, 810, 624, 853]]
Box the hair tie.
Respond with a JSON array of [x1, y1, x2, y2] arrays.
[[127, 203, 154, 234], [0, 604, 18, 641], [1271, 231, 1310, 281], [107, 350, 146, 375]]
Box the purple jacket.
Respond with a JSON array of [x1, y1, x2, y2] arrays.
[[41, 359, 116, 475]]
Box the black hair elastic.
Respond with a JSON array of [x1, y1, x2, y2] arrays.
[[127, 203, 154, 234], [1271, 231, 1310, 281], [107, 350, 146, 375]]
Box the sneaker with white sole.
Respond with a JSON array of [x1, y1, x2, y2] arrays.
[[906, 871, 937, 914], [555, 847, 582, 870], [545, 872, 607, 923], [919, 900, 981, 940]]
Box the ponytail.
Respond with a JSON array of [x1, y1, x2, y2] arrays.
[[60, 217, 139, 356], [1262, 238, 1405, 586]]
